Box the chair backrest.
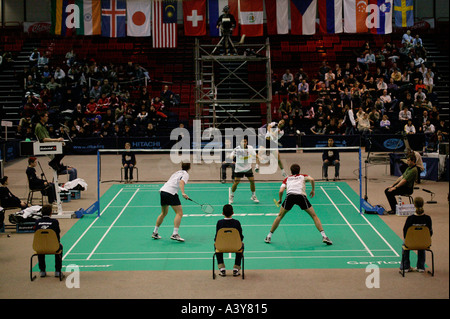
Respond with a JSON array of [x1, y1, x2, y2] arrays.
[[404, 226, 432, 250], [215, 228, 242, 253], [33, 229, 60, 254]]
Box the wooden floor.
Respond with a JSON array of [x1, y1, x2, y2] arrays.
[[1, 151, 448, 304]]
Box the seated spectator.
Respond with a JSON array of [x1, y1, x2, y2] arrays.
[[357, 112, 371, 136], [322, 138, 340, 181], [379, 114, 391, 133], [404, 119, 416, 135], [214, 204, 244, 277], [0, 176, 28, 209], [310, 119, 325, 135], [384, 154, 417, 214], [122, 142, 136, 183], [26, 157, 56, 204]]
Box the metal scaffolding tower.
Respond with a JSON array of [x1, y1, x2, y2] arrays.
[[194, 38, 273, 130]]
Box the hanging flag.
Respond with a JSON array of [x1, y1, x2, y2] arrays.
[[51, 0, 77, 36], [239, 0, 263, 37], [152, 0, 177, 48], [183, 0, 206, 36], [127, 0, 151, 37], [76, 0, 101, 35], [265, 0, 289, 35], [343, 0, 368, 33], [101, 0, 126, 37], [367, 0, 393, 34], [290, 0, 317, 35], [394, 0, 413, 28], [318, 0, 343, 34], [208, 0, 239, 37]]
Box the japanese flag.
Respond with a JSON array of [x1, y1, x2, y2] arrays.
[[127, 0, 151, 37]]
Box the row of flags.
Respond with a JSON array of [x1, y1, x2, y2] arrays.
[[51, 0, 415, 48]]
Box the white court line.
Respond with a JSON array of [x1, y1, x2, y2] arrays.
[[64, 255, 400, 262], [67, 249, 395, 256], [90, 223, 370, 228], [86, 188, 140, 260], [320, 186, 374, 257], [336, 186, 399, 257], [106, 203, 353, 208], [62, 188, 124, 260]]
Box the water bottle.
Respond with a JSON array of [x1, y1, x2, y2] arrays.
[[397, 196, 402, 207]]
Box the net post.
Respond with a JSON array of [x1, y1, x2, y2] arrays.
[[97, 149, 101, 217], [359, 146, 363, 214]]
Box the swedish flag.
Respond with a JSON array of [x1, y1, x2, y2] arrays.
[[394, 0, 414, 28]]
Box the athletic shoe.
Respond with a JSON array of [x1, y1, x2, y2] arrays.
[[264, 236, 271, 243], [170, 234, 185, 242], [40, 271, 47, 278], [152, 232, 161, 239], [416, 268, 425, 273], [219, 269, 226, 277], [55, 271, 63, 278], [229, 193, 234, 204], [322, 236, 333, 245], [251, 195, 259, 203], [233, 269, 241, 277]]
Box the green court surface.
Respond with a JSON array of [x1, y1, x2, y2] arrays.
[[49, 182, 414, 272]]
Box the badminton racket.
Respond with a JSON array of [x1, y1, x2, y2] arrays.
[[187, 198, 215, 214], [273, 198, 280, 207]]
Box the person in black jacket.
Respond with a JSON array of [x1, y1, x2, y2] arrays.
[[322, 138, 340, 181], [26, 157, 56, 204], [400, 196, 433, 273], [0, 176, 28, 209], [122, 142, 136, 183], [214, 204, 244, 277], [34, 204, 63, 278]]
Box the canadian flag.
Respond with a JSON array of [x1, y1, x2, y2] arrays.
[[183, 0, 206, 36], [127, 0, 151, 37]]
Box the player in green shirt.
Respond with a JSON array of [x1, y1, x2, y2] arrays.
[[384, 154, 418, 214]]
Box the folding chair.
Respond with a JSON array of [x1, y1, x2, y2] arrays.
[[120, 166, 139, 182], [30, 229, 63, 281], [213, 228, 244, 279], [401, 226, 434, 277]]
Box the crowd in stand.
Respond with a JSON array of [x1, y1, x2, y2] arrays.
[[272, 30, 448, 152], [15, 44, 180, 141], [11, 31, 449, 152]]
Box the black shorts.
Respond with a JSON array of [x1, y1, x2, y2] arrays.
[[235, 170, 254, 178], [160, 191, 181, 206], [282, 194, 312, 211]]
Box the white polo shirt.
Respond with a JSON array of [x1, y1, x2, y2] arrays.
[[160, 170, 189, 195], [280, 174, 309, 196], [230, 145, 256, 173]]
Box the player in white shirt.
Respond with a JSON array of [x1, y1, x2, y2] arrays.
[[229, 136, 260, 204], [152, 162, 191, 242], [264, 163, 332, 245], [258, 119, 287, 177]]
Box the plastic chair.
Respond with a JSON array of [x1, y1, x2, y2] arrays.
[[212, 228, 244, 279], [120, 166, 139, 182], [30, 229, 63, 281], [401, 226, 434, 277]]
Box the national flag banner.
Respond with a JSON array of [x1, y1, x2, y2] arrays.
[[208, 0, 239, 37], [127, 0, 151, 37], [76, 0, 101, 35], [152, 0, 178, 48], [183, 0, 207, 36], [264, 0, 289, 35], [290, 0, 317, 35], [239, 0, 263, 37], [394, 0, 413, 28], [51, 0, 77, 36], [318, 0, 343, 34], [101, 0, 126, 37], [343, 0, 368, 33], [367, 0, 393, 34]]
